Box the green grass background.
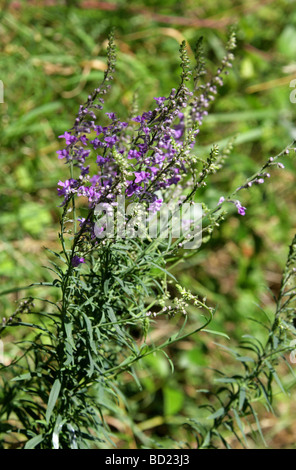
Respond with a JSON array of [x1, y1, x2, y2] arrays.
[[1, 0, 296, 448]]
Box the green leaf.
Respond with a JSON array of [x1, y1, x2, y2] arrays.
[[106, 306, 125, 341], [202, 329, 230, 339], [87, 350, 95, 378], [239, 387, 246, 411], [207, 407, 225, 420], [52, 414, 65, 450], [266, 360, 286, 395], [24, 434, 44, 449], [232, 408, 247, 446], [65, 320, 76, 350], [236, 356, 255, 363], [149, 262, 177, 281], [249, 404, 267, 447], [82, 313, 96, 353], [46, 379, 61, 424], [11, 372, 32, 382], [214, 377, 238, 384], [44, 248, 67, 263]]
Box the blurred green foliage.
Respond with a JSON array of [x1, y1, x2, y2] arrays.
[[1, 0, 296, 448]]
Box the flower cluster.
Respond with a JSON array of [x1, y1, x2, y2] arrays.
[[56, 93, 192, 208], [56, 33, 237, 238]]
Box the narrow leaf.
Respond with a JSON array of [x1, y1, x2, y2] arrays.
[[46, 379, 61, 424], [24, 434, 44, 449]]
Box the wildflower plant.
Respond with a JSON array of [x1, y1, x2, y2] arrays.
[[0, 31, 295, 449]]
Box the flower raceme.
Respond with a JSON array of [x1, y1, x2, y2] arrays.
[[56, 32, 292, 253], [57, 106, 187, 209], [56, 33, 238, 244], [218, 197, 246, 216]]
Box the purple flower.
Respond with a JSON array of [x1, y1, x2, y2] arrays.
[[132, 112, 152, 124], [237, 206, 246, 216], [142, 111, 153, 120], [167, 175, 181, 186], [132, 115, 143, 123], [76, 149, 91, 162], [148, 199, 163, 213], [104, 135, 118, 147], [79, 135, 88, 146], [128, 149, 141, 160], [90, 138, 103, 149], [57, 179, 77, 197], [134, 171, 150, 184], [78, 186, 101, 205], [217, 198, 246, 215], [126, 182, 140, 197], [149, 166, 159, 175], [90, 174, 100, 185], [56, 149, 70, 160], [154, 152, 165, 164], [106, 112, 116, 120], [172, 126, 184, 140], [78, 217, 86, 226], [137, 143, 148, 155], [58, 131, 77, 146], [96, 155, 108, 166], [80, 166, 90, 176], [71, 255, 85, 267], [95, 125, 103, 135], [235, 201, 246, 216], [154, 96, 166, 105], [119, 121, 128, 129]]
